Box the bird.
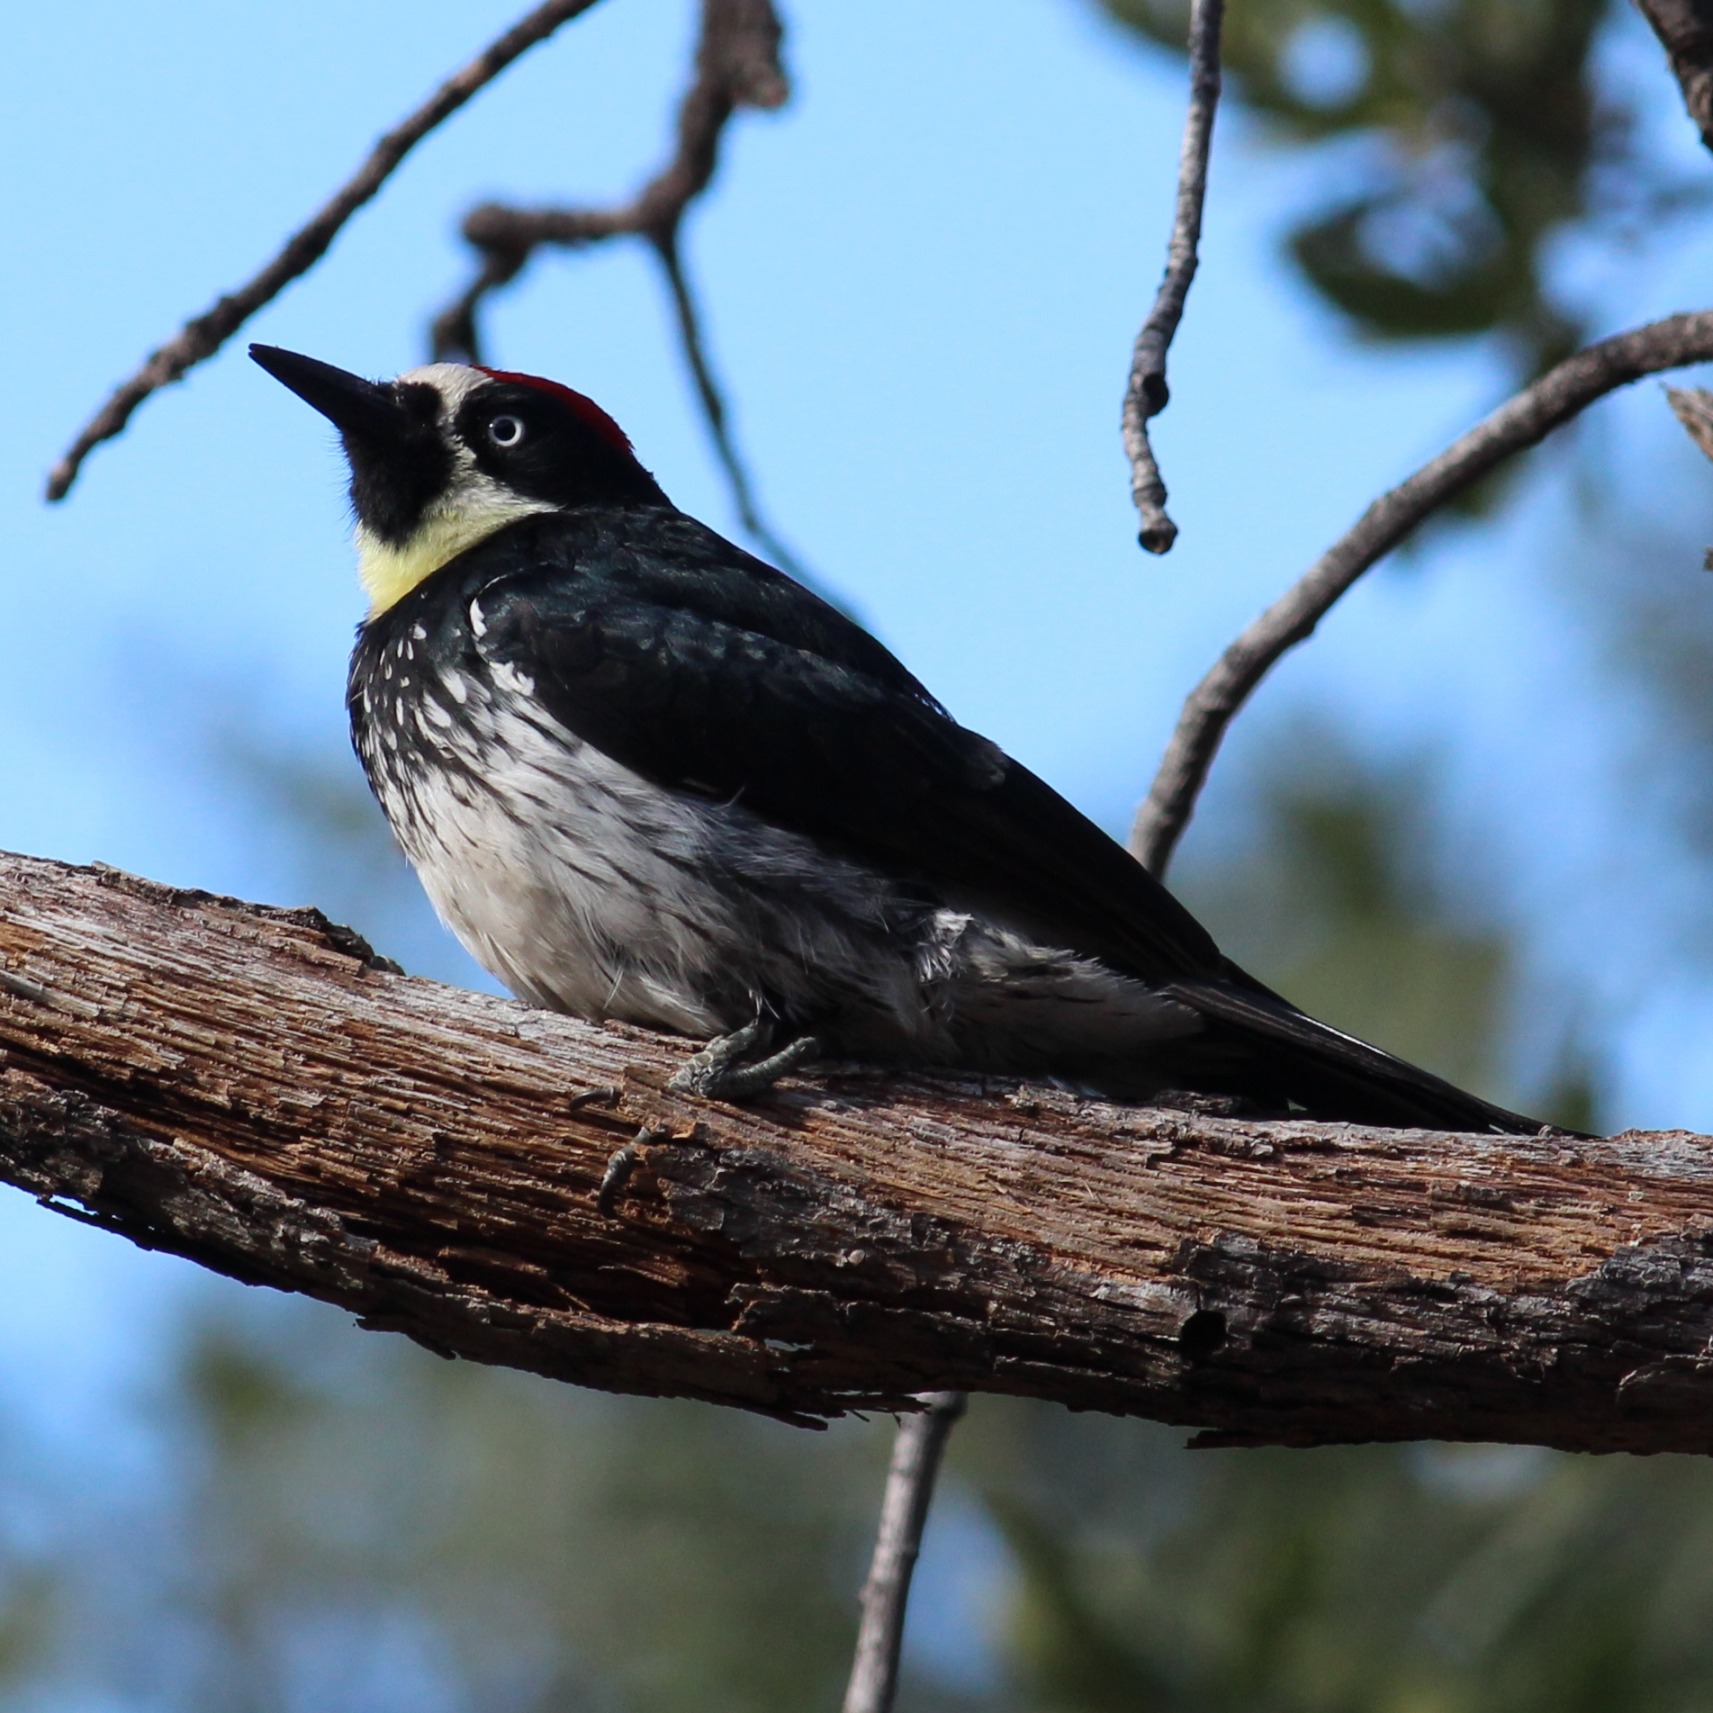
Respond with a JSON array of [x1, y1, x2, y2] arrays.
[[251, 342, 1550, 1133]]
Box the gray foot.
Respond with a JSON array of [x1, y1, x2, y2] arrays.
[[596, 1141, 640, 1214], [669, 1022, 823, 1099]]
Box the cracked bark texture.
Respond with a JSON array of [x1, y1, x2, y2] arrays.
[[0, 850, 1711, 1451]]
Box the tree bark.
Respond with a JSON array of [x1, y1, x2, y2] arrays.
[[1636, 0, 1713, 156], [1, 850, 1711, 1452]]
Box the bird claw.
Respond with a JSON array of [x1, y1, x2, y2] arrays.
[[669, 1026, 823, 1099], [596, 1141, 641, 1214], [600, 1026, 820, 1218], [671, 1018, 768, 1092]]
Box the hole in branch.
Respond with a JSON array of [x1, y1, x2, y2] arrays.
[[1179, 1308, 1228, 1363]]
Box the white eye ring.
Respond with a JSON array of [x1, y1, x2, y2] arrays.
[[487, 414, 526, 448]]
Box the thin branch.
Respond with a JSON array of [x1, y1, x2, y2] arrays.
[[652, 232, 813, 583], [1635, 0, 1713, 155], [842, 1392, 968, 1713], [6, 850, 1713, 1455], [430, 0, 808, 581], [431, 0, 787, 362], [1129, 309, 1713, 877], [1121, 0, 1224, 555], [44, 0, 605, 503]]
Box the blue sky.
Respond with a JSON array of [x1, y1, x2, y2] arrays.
[[6, 0, 1573, 867], [6, 0, 1713, 1692]]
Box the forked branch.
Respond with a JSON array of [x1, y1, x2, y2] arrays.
[[429, 0, 809, 580], [430, 0, 786, 361]]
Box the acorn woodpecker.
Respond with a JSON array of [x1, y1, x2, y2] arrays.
[[251, 343, 1547, 1132]]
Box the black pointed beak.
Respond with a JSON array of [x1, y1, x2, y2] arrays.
[[250, 345, 412, 441]]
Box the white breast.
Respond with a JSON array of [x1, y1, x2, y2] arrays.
[[356, 647, 1205, 1082], [358, 659, 937, 1042]]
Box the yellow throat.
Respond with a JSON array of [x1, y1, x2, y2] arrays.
[[356, 499, 553, 615]]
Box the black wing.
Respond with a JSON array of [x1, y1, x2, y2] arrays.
[[460, 515, 1558, 1135], [469, 537, 1225, 984]]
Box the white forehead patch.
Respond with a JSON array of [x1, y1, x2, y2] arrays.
[[395, 362, 487, 416]]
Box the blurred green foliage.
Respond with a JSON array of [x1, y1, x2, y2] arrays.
[[1178, 741, 1594, 1131], [172, 1329, 874, 1713], [973, 1404, 1713, 1713], [1099, 0, 1702, 372], [1187, 754, 1512, 1099], [0, 1304, 897, 1712], [9, 1279, 1713, 1711]]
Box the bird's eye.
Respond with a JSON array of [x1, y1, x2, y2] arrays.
[[487, 414, 526, 448]]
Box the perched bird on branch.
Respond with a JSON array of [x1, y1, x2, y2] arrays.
[[251, 344, 1547, 1132]]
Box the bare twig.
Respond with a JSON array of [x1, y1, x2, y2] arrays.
[[433, 10, 785, 361], [428, 0, 809, 579], [652, 231, 814, 581], [45, 0, 605, 503], [1635, 0, 1713, 155], [842, 1391, 968, 1713], [1130, 309, 1713, 876], [1121, 0, 1224, 555], [429, 0, 787, 360]]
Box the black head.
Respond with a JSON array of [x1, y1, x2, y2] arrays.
[[250, 345, 667, 551], [450, 366, 667, 515]]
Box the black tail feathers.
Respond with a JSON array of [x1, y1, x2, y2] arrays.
[[1170, 977, 1574, 1136]]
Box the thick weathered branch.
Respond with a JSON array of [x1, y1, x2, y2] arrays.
[[3, 852, 1713, 1452], [45, 0, 605, 503], [1636, 0, 1713, 155], [1121, 0, 1224, 555], [1130, 309, 1713, 876]]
